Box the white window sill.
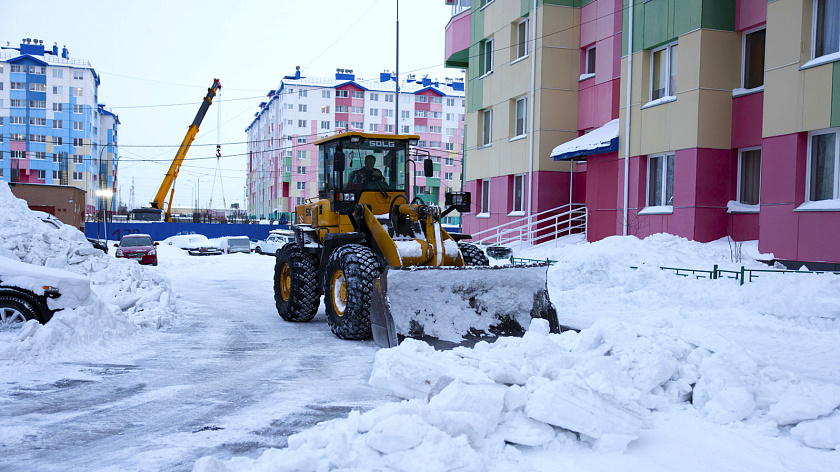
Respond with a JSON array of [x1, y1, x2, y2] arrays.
[[794, 200, 840, 212], [477, 143, 492, 149], [641, 96, 676, 110], [638, 205, 673, 215], [727, 200, 760, 213], [476, 212, 491, 219], [800, 52, 840, 71], [479, 0, 494, 12], [510, 55, 529, 66], [507, 211, 525, 217], [509, 134, 527, 143], [579, 73, 596, 82], [478, 70, 494, 80], [732, 86, 764, 98]]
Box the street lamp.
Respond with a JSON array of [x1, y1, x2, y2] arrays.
[[95, 188, 114, 243]]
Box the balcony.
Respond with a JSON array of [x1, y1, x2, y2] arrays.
[[444, 2, 471, 69]]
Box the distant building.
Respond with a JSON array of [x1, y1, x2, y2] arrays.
[[0, 38, 120, 218], [245, 68, 466, 225]]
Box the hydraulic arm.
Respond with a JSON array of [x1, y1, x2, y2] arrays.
[[150, 79, 222, 221]]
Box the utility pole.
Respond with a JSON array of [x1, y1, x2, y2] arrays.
[[395, 0, 400, 137]]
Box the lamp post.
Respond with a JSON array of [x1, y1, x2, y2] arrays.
[[95, 188, 114, 243]]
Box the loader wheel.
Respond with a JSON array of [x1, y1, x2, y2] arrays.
[[0, 295, 39, 332], [274, 243, 319, 322], [323, 244, 380, 340], [458, 242, 490, 266]]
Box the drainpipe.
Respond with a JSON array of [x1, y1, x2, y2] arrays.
[[622, 0, 634, 236], [527, 0, 537, 244]]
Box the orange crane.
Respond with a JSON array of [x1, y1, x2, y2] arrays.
[[150, 79, 222, 222]]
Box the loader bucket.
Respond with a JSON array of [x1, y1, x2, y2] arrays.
[[369, 264, 560, 349]]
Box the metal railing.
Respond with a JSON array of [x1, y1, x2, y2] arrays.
[[630, 264, 840, 285], [470, 203, 586, 248]]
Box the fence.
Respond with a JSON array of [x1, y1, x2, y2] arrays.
[[630, 264, 840, 285], [471, 203, 586, 248]]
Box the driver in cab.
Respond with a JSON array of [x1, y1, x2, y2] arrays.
[[348, 155, 385, 191]]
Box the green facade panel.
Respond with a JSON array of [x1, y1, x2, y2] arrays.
[[446, 48, 470, 69], [832, 62, 840, 128], [623, 0, 735, 55]]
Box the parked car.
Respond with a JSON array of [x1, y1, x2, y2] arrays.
[[32, 210, 63, 229], [220, 236, 252, 254], [86, 237, 109, 253], [164, 234, 210, 251], [254, 230, 294, 256], [0, 255, 91, 331], [188, 242, 223, 256], [114, 234, 159, 265]]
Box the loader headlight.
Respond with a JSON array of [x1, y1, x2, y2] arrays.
[[336, 192, 356, 202]]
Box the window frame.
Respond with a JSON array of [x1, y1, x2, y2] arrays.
[[481, 38, 494, 77], [645, 153, 675, 211], [585, 45, 597, 75], [811, 0, 840, 61], [515, 19, 529, 62], [481, 109, 493, 147], [805, 127, 840, 203], [649, 41, 678, 102], [511, 173, 526, 214], [479, 178, 491, 216], [513, 97, 527, 139], [741, 26, 766, 91], [737, 146, 762, 206]]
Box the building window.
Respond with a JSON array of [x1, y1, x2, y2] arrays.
[[585, 46, 596, 75], [10, 116, 25, 125], [417, 140, 427, 148], [299, 89, 307, 98], [336, 105, 349, 113], [322, 90, 331, 98], [336, 90, 349, 98], [445, 172, 453, 180], [73, 154, 84, 164], [297, 136, 307, 144], [298, 120, 307, 128], [814, 0, 840, 59], [73, 121, 84, 130], [73, 104, 84, 113], [53, 69, 62, 78], [53, 103, 63, 112], [296, 197, 305, 206], [430, 126, 442, 133], [53, 120, 63, 129], [516, 19, 529, 60], [430, 141, 442, 148], [29, 83, 46, 92], [30, 66, 45, 75], [445, 143, 455, 151], [296, 181, 306, 190], [482, 109, 493, 146], [73, 137, 84, 146], [10, 64, 23, 73], [480, 179, 490, 214], [401, 125, 410, 133], [481, 38, 494, 76], [297, 166, 306, 175], [650, 42, 678, 101], [401, 110, 411, 119], [73, 172, 82, 181], [73, 87, 83, 97], [31, 134, 47, 143], [284, 150, 293, 157], [73, 70, 84, 80], [321, 105, 330, 113], [807, 128, 839, 201], [10, 82, 25, 90], [369, 93, 379, 101], [647, 153, 675, 207], [369, 108, 378, 116], [352, 91, 364, 99], [512, 174, 526, 212], [369, 124, 378, 132], [299, 104, 307, 112], [320, 120, 331, 129], [11, 99, 24, 107], [415, 110, 427, 118], [415, 125, 428, 133], [383, 109, 393, 118], [514, 97, 527, 137], [37, 170, 46, 179], [285, 103, 293, 110], [351, 121, 364, 129], [29, 117, 46, 126], [385, 94, 394, 102], [743, 28, 765, 90], [383, 124, 394, 133], [335, 120, 348, 130], [297, 150, 307, 159], [738, 148, 761, 205], [416, 95, 428, 103], [430, 96, 443, 104], [11, 151, 26, 159]]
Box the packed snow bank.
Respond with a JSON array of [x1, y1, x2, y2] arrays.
[[0, 182, 176, 360]]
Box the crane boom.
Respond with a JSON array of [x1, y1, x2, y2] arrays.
[[150, 79, 222, 221]]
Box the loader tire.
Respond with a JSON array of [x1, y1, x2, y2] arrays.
[[274, 243, 319, 322], [458, 242, 490, 266], [323, 244, 380, 340]]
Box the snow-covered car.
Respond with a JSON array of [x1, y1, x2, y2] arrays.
[[32, 210, 63, 229], [115, 234, 159, 265], [188, 243, 223, 256], [164, 234, 210, 251], [0, 256, 91, 331], [220, 236, 252, 254], [86, 237, 109, 253], [254, 230, 294, 256]]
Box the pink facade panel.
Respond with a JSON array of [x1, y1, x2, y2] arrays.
[[731, 92, 763, 149], [444, 10, 471, 60], [728, 213, 760, 241], [578, 80, 619, 130], [694, 148, 734, 208], [797, 213, 840, 263], [758, 204, 799, 260], [760, 133, 807, 206], [580, 2, 598, 47], [736, 0, 767, 31]]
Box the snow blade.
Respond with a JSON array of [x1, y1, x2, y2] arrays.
[[370, 264, 559, 349]]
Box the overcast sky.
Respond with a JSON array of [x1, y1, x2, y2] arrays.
[[1, 0, 459, 209]]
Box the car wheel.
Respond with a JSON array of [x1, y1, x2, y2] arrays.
[[255, 246, 262, 255], [458, 242, 490, 266], [323, 244, 379, 340], [274, 243, 319, 322], [0, 295, 40, 331]]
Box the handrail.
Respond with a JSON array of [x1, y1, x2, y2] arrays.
[[470, 203, 586, 247], [630, 264, 840, 285]]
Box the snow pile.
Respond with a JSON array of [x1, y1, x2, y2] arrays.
[[0, 182, 176, 359]]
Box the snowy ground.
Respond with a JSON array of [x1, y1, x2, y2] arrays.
[[2, 181, 840, 471]]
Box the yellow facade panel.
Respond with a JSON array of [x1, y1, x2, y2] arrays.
[[637, 92, 700, 156], [763, 64, 802, 137], [535, 88, 578, 133], [765, 0, 805, 70], [672, 90, 701, 151], [679, 30, 702, 96], [536, 130, 575, 173], [538, 46, 581, 91], [801, 64, 834, 131], [697, 90, 733, 149], [697, 30, 741, 92], [538, 4, 579, 50]]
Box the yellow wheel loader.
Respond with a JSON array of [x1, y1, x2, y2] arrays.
[[274, 132, 559, 348]]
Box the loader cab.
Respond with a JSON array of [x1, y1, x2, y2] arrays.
[[316, 132, 418, 214]]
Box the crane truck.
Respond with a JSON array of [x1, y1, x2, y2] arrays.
[[147, 79, 222, 222], [274, 132, 559, 348]]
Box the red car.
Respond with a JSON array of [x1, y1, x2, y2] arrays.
[[114, 234, 159, 266]]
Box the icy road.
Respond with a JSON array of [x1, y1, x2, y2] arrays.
[[0, 247, 396, 471]]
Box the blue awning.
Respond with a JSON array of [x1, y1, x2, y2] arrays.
[[550, 119, 619, 161]]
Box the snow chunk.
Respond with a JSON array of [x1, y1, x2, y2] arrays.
[[768, 382, 840, 425], [790, 410, 840, 449]]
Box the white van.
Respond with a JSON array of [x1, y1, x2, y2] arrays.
[[220, 236, 252, 254]]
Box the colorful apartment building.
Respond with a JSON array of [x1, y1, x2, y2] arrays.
[[245, 68, 466, 224], [0, 39, 119, 218], [447, 0, 840, 267]]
